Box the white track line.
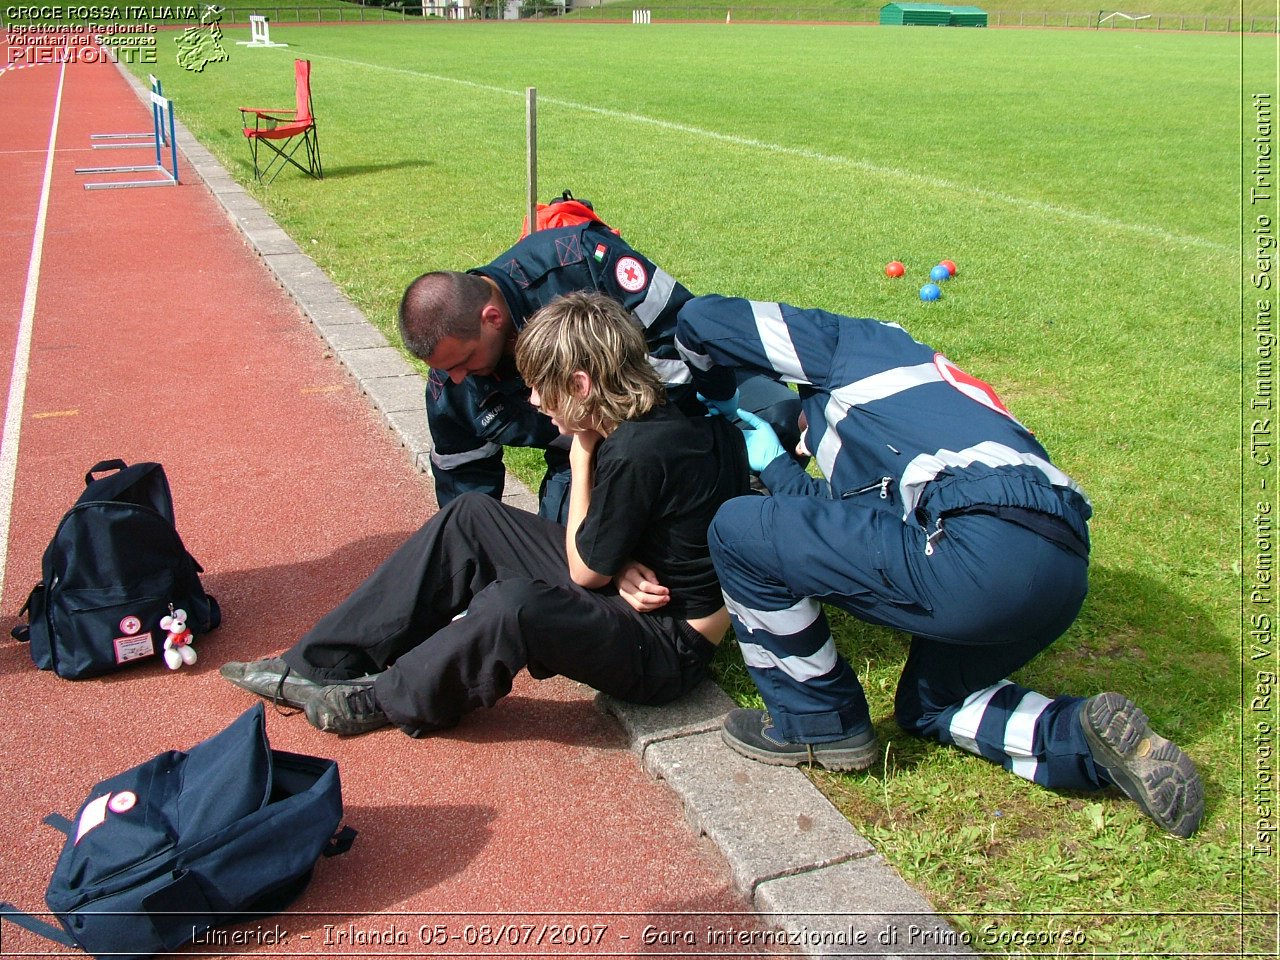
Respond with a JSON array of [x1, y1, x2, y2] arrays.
[[0, 55, 67, 606], [313, 53, 1229, 256]]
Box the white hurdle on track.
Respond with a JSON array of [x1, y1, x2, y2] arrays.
[[237, 14, 288, 47], [632, 9, 651, 24]]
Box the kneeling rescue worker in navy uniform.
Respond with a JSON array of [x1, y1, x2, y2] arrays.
[[674, 294, 1204, 838], [400, 211, 800, 522]]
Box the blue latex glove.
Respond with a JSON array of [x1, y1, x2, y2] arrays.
[[735, 409, 787, 472], [697, 389, 741, 420]]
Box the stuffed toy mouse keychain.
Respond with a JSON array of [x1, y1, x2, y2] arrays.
[[160, 606, 197, 670]]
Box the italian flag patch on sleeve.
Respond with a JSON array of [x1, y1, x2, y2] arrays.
[[593, 243, 607, 262]]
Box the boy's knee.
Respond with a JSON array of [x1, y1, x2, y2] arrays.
[[480, 577, 543, 606], [446, 491, 502, 519], [471, 579, 554, 630], [439, 492, 509, 535]]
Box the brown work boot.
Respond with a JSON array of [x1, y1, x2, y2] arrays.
[[1080, 692, 1204, 838]]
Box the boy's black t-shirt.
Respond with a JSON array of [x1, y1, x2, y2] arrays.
[[575, 404, 750, 620]]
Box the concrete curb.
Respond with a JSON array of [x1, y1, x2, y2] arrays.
[[597, 688, 973, 958], [119, 65, 973, 958]]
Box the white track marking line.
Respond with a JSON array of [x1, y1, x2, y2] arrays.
[[313, 53, 1229, 255], [0, 55, 67, 606]]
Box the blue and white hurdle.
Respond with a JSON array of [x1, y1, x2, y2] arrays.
[[87, 75, 168, 151], [75, 79, 179, 190]]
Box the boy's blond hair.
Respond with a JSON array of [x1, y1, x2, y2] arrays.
[[515, 291, 665, 432]]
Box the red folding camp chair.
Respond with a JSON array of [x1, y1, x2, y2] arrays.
[[239, 59, 322, 183]]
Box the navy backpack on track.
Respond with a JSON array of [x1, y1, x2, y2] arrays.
[[11, 459, 221, 679], [0, 704, 355, 960]]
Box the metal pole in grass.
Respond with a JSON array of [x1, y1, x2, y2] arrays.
[[526, 87, 538, 234]]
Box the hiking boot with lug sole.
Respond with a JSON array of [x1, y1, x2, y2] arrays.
[[305, 679, 389, 736], [721, 708, 878, 772], [1079, 691, 1204, 838], [219, 657, 323, 710]]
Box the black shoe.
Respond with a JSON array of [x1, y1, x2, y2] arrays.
[[721, 708, 878, 772], [304, 679, 389, 736], [219, 657, 323, 710], [1080, 692, 1204, 838]]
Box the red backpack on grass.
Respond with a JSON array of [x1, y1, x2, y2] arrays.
[[520, 190, 621, 238]]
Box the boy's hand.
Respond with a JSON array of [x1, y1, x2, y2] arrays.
[[614, 561, 670, 613]]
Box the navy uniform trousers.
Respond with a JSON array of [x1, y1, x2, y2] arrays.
[[283, 494, 713, 737], [709, 494, 1106, 791]]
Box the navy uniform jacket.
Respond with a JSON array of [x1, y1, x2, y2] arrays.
[[427, 223, 695, 511], [675, 295, 1091, 548]]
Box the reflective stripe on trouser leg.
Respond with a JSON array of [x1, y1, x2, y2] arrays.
[[711, 497, 871, 743], [924, 679, 1095, 788]]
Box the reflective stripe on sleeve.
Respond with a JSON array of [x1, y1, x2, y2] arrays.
[[750, 301, 807, 383], [649, 356, 693, 385], [430, 442, 503, 471], [674, 333, 715, 372], [632, 267, 677, 328]]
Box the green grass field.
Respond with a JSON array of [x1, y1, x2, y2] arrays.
[[133, 20, 1270, 954]]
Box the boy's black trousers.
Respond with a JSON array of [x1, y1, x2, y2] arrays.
[[282, 493, 715, 736]]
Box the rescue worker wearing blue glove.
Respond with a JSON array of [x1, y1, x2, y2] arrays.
[[675, 294, 1203, 838], [398, 223, 800, 523], [733, 409, 787, 471]]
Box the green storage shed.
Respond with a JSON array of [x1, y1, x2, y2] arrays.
[[880, 3, 989, 27]]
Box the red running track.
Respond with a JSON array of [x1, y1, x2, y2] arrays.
[[0, 51, 775, 958]]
